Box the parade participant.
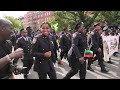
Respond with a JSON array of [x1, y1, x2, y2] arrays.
[[63, 22, 87, 79], [104, 29, 114, 64], [86, 28, 95, 72], [26, 26, 34, 39], [32, 22, 57, 79], [49, 29, 59, 64], [10, 30, 17, 47], [59, 28, 71, 65], [0, 18, 24, 79], [16, 29, 34, 79], [92, 26, 109, 73]]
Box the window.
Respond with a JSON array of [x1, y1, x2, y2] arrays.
[[49, 12, 50, 15], [41, 14, 43, 17], [47, 12, 48, 16], [45, 18, 46, 22]]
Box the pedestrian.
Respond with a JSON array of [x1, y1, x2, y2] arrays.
[[63, 22, 87, 79], [0, 18, 24, 79], [16, 29, 34, 79], [32, 22, 57, 79]]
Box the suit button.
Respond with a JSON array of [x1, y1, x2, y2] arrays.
[[40, 62, 41, 63], [43, 49, 44, 50]]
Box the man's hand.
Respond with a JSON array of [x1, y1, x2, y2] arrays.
[[98, 48, 101, 52], [79, 57, 85, 64], [44, 51, 51, 57], [9, 48, 24, 59]]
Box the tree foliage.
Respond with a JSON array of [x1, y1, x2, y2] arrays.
[[48, 11, 100, 31], [4, 16, 23, 31], [98, 11, 120, 25]]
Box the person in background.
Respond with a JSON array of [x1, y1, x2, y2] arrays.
[[16, 29, 34, 79], [63, 22, 87, 79]]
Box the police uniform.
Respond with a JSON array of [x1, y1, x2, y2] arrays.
[[16, 36, 34, 78], [32, 34, 57, 79], [59, 32, 71, 60], [0, 40, 12, 79], [63, 31, 87, 79], [10, 34, 17, 47], [49, 33, 59, 63], [92, 30, 108, 72], [66, 32, 72, 47]]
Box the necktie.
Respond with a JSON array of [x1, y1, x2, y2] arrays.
[[25, 37, 28, 41]]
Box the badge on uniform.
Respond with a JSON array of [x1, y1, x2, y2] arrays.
[[16, 40, 18, 44], [51, 41, 54, 46], [73, 33, 76, 38], [32, 38, 37, 44]]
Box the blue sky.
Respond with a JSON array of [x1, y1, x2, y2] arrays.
[[0, 11, 28, 18]]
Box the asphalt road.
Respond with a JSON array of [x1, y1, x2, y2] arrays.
[[15, 50, 120, 79]]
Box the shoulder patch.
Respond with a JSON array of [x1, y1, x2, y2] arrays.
[[32, 38, 37, 44], [60, 35, 62, 38]]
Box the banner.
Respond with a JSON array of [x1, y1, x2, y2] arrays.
[[102, 35, 119, 61]]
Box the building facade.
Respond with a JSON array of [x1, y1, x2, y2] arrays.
[[19, 11, 54, 31]]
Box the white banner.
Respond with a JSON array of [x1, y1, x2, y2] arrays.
[[102, 35, 119, 61]]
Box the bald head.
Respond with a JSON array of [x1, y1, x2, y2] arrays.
[[0, 18, 13, 41], [0, 18, 12, 26]]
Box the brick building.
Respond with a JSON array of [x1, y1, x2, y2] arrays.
[[19, 11, 54, 31]]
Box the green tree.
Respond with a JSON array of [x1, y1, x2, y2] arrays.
[[4, 16, 23, 31], [96, 11, 120, 25], [48, 11, 100, 31]]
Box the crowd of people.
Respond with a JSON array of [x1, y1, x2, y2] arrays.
[[0, 18, 120, 79]]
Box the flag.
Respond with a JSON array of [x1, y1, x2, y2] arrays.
[[53, 23, 58, 31], [84, 49, 93, 58], [57, 52, 60, 63]]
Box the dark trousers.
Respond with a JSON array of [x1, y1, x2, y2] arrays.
[[22, 57, 34, 75], [63, 58, 86, 79], [60, 50, 69, 60], [96, 52, 106, 70], [88, 51, 105, 71], [53, 50, 57, 63], [37, 67, 57, 79], [88, 58, 93, 68]]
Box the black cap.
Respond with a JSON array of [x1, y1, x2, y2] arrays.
[[21, 29, 27, 33], [20, 28, 24, 32], [94, 23, 100, 27], [75, 22, 84, 30]]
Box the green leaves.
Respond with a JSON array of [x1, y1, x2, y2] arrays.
[[48, 11, 120, 31], [4, 16, 22, 31], [48, 11, 100, 31]]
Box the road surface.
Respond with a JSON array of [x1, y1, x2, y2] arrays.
[[15, 50, 120, 79]]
